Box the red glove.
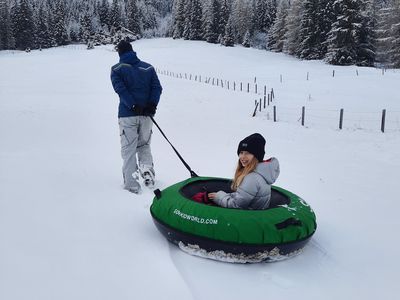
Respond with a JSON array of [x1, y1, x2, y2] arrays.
[[191, 192, 215, 205]]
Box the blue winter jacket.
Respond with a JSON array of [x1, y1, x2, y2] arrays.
[[110, 51, 162, 118]]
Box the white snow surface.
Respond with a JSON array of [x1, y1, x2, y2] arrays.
[[1, 38, 399, 300]]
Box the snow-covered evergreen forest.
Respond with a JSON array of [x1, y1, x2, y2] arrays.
[[1, 0, 400, 67], [0, 0, 173, 50]]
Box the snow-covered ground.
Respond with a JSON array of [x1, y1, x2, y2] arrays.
[[1, 38, 399, 300]]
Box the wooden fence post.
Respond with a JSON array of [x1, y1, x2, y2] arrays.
[[339, 109, 344, 130], [268, 94, 270, 106], [247, 83, 250, 93], [255, 84, 257, 94], [264, 95, 266, 108], [301, 106, 305, 126], [273, 106, 277, 122], [252, 102, 259, 117], [381, 109, 386, 133], [259, 98, 262, 112]]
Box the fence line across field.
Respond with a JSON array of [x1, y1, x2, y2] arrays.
[[154, 67, 398, 133], [254, 103, 399, 133], [156, 68, 274, 100]]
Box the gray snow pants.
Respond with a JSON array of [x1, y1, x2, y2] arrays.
[[118, 116, 154, 190]]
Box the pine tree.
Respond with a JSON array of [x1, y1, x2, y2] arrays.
[[375, 2, 393, 67], [355, 0, 377, 66], [80, 11, 94, 42], [268, 0, 290, 52], [203, 0, 220, 43], [242, 29, 251, 47], [138, 0, 159, 32], [254, 0, 267, 33], [265, 0, 277, 31], [231, 0, 253, 44], [219, 0, 230, 37], [11, 0, 35, 50], [126, 0, 141, 36], [51, 0, 69, 46], [99, 0, 111, 30], [110, 0, 122, 29], [150, 0, 174, 18], [179, 0, 203, 40], [283, 0, 304, 56], [0, 0, 13, 50], [188, 0, 202, 40], [172, 0, 185, 38], [35, 3, 52, 49], [222, 15, 235, 46], [46, 3, 58, 47], [389, 0, 400, 67], [298, 0, 324, 59], [255, 0, 276, 33], [325, 0, 364, 65], [182, 0, 192, 39], [318, 0, 334, 58]]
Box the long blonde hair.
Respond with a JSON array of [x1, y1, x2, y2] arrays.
[[231, 157, 259, 191]]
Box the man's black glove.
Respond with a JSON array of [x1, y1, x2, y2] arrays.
[[132, 105, 144, 114], [143, 104, 157, 116]]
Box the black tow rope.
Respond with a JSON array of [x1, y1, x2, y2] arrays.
[[150, 116, 198, 178]]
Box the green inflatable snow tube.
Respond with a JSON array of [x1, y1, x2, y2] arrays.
[[150, 177, 317, 261]]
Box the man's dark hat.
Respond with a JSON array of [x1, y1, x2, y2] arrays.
[[237, 133, 266, 162], [116, 40, 133, 56]]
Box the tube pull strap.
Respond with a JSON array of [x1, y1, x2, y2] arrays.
[[150, 116, 198, 178]]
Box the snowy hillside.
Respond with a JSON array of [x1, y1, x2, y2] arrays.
[[1, 38, 399, 300]]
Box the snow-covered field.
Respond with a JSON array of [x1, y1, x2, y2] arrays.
[[1, 38, 399, 300]]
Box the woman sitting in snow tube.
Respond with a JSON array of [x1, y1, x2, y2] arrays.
[[150, 134, 316, 263], [207, 133, 280, 210]]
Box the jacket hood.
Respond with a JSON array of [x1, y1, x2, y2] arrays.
[[119, 51, 140, 66], [254, 157, 280, 184]]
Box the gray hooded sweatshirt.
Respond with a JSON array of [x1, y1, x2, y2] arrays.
[[212, 158, 280, 210]]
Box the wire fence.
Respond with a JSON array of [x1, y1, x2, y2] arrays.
[[156, 67, 400, 133], [253, 99, 400, 133], [155, 68, 271, 97]]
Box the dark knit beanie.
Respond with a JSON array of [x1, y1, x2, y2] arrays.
[[116, 40, 133, 56], [237, 133, 266, 162]]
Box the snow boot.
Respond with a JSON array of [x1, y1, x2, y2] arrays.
[[139, 166, 155, 188]]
